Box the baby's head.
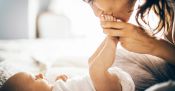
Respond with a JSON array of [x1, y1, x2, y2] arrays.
[[0, 72, 52, 91]]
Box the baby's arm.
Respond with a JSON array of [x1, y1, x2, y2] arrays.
[[89, 36, 122, 91]]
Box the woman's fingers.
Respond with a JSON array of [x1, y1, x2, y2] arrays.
[[100, 16, 141, 38], [103, 28, 125, 37], [101, 21, 127, 29], [101, 21, 140, 37]]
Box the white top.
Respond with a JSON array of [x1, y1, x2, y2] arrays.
[[52, 67, 135, 91], [52, 74, 95, 91], [108, 67, 135, 91]]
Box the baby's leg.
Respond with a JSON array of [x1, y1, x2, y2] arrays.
[[89, 36, 121, 91], [88, 38, 107, 65], [89, 14, 118, 65]]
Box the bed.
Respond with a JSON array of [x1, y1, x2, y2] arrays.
[[0, 39, 95, 86]]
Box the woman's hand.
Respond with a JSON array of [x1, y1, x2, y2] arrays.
[[101, 21, 158, 54]]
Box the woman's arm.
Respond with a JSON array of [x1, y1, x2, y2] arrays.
[[89, 36, 122, 91], [151, 38, 175, 65], [100, 21, 175, 65]]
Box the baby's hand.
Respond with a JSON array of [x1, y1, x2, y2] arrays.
[[55, 74, 68, 82]]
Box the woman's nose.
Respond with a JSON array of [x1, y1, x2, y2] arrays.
[[94, 0, 114, 14], [35, 73, 44, 80]]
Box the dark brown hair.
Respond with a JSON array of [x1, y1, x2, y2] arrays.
[[0, 80, 19, 91], [0, 74, 27, 91], [135, 0, 175, 43]]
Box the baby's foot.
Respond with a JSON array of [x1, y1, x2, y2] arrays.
[[100, 14, 117, 22]]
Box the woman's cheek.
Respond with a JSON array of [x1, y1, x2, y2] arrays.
[[93, 9, 102, 17], [90, 4, 103, 17]]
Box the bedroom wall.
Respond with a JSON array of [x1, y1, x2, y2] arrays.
[[0, 0, 28, 39], [0, 0, 50, 39], [29, 0, 50, 38]]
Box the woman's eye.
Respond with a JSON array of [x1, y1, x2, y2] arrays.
[[83, 0, 89, 3], [83, 0, 93, 4]]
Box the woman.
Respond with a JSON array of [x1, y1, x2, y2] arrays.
[[83, 0, 175, 91]]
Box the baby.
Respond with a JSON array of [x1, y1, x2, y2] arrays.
[[0, 36, 135, 91]]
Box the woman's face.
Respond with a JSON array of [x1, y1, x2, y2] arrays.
[[85, 0, 135, 22]]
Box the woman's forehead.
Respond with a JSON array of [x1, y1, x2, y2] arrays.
[[93, 0, 129, 3]]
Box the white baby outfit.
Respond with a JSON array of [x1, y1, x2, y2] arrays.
[[52, 67, 135, 91], [52, 74, 95, 91]]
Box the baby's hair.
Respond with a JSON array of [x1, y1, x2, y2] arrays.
[[0, 81, 17, 91], [0, 73, 28, 91]]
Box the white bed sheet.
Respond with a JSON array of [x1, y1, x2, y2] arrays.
[[0, 39, 94, 82]]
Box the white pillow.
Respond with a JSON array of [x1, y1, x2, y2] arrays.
[[48, 0, 90, 16], [48, 0, 102, 35]]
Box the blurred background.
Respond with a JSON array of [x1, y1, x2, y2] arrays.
[[0, 0, 105, 60], [0, 0, 106, 82], [0, 0, 104, 39]]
